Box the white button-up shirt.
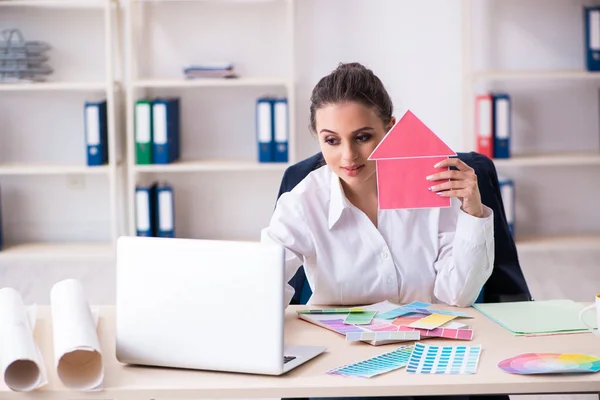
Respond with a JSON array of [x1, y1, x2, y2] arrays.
[[262, 165, 495, 308]]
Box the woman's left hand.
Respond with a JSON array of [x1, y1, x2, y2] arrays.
[[426, 157, 485, 218]]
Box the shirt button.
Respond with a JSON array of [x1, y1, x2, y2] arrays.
[[381, 251, 388, 259], [386, 277, 394, 284]]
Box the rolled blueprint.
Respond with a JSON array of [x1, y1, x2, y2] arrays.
[[0, 287, 47, 392], [50, 279, 103, 391]]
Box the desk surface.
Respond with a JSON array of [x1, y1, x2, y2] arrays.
[[3, 305, 600, 400]]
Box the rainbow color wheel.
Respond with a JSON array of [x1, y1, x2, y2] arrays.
[[499, 353, 600, 374]]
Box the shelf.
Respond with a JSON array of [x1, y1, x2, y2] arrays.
[[492, 152, 600, 167], [472, 70, 600, 81], [0, 81, 111, 92], [0, 163, 111, 176], [0, 242, 114, 260], [515, 234, 600, 252], [132, 77, 289, 89], [0, 0, 107, 7], [134, 160, 289, 173], [129, 0, 279, 4]]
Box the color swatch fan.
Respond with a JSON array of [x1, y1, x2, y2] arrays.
[[499, 353, 600, 374]]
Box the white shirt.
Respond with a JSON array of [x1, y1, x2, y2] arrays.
[[261, 165, 495, 308]]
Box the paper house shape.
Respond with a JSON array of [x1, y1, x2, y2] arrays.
[[368, 110, 456, 210]]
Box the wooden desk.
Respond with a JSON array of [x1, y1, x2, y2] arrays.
[[3, 305, 600, 400]]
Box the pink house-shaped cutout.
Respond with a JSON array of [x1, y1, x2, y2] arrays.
[[368, 110, 457, 210]]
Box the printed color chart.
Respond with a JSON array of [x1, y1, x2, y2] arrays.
[[398, 326, 474, 340], [327, 345, 414, 378], [322, 319, 365, 334], [407, 343, 482, 374]]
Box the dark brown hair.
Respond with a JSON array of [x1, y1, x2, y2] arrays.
[[309, 62, 394, 134]]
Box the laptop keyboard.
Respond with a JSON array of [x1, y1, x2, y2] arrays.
[[284, 355, 296, 364]]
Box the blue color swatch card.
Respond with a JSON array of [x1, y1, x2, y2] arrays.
[[327, 345, 414, 378], [407, 342, 481, 374]]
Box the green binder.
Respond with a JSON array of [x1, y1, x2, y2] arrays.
[[135, 99, 153, 164]]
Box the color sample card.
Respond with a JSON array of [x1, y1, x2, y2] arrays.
[[376, 307, 414, 320], [297, 307, 364, 314], [398, 325, 474, 340], [409, 313, 456, 329], [405, 301, 432, 309], [321, 319, 365, 334], [407, 343, 482, 374], [426, 309, 473, 318], [327, 345, 414, 378], [392, 315, 424, 326], [346, 331, 420, 342], [361, 319, 401, 332], [345, 311, 377, 325], [498, 353, 600, 374]]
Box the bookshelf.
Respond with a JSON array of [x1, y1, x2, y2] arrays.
[[123, 0, 295, 239], [0, 0, 122, 260], [461, 0, 600, 253]]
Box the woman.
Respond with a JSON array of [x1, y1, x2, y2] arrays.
[[262, 62, 494, 308]]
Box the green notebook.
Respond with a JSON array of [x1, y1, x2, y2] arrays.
[[473, 299, 597, 336]]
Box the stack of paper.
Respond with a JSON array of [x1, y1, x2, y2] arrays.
[[473, 299, 597, 336]]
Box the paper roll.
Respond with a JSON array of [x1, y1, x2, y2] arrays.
[[50, 279, 103, 391], [0, 288, 47, 392]]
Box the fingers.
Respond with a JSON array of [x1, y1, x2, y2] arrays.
[[434, 157, 474, 172], [426, 169, 470, 182], [429, 180, 469, 193], [436, 189, 471, 198]]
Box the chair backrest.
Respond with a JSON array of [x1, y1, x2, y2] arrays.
[[275, 152, 532, 305]]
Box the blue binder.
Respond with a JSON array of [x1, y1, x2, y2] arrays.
[[498, 177, 515, 237], [156, 184, 175, 238], [256, 97, 274, 162], [0, 185, 3, 251], [135, 183, 158, 237], [152, 98, 181, 164], [273, 98, 289, 163], [585, 7, 600, 71], [84, 100, 108, 166], [492, 93, 511, 159]]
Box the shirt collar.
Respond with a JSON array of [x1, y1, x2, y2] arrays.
[[328, 170, 352, 230]]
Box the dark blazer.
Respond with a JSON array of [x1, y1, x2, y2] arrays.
[[276, 151, 532, 304]]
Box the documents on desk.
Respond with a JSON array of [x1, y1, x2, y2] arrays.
[[0, 287, 47, 392], [50, 279, 103, 391], [297, 300, 473, 346], [0, 279, 103, 392]]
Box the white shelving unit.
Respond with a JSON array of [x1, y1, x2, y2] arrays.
[[0, 0, 122, 260], [123, 0, 295, 239], [461, 0, 600, 253]]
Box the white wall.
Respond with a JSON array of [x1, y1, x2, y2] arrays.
[[1, 0, 598, 304]]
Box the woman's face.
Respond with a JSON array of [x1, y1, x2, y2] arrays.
[[315, 101, 393, 192]]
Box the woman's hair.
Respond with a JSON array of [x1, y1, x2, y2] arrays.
[[309, 62, 394, 134]]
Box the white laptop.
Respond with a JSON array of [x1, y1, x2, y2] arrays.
[[115, 236, 326, 375]]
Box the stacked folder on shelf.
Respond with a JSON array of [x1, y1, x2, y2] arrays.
[[84, 100, 109, 166], [182, 62, 238, 79], [475, 93, 511, 160], [135, 98, 181, 165], [256, 96, 289, 163], [0, 28, 53, 83], [135, 182, 175, 238]]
